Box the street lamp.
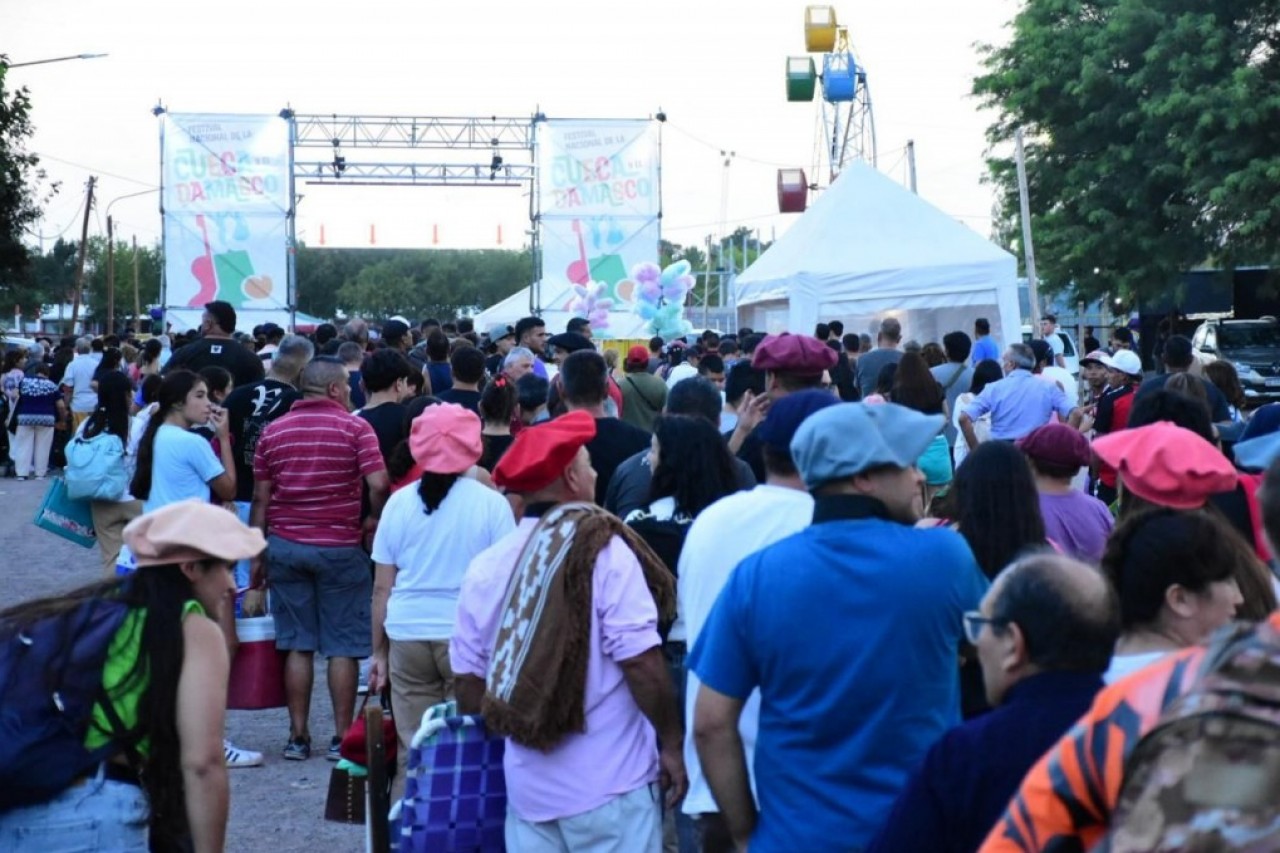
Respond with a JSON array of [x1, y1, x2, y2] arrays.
[[3, 53, 108, 69]]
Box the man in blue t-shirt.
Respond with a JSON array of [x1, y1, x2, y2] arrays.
[[971, 317, 1001, 365], [689, 402, 987, 852]]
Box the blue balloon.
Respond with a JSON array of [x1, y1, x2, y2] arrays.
[[149, 307, 163, 321]]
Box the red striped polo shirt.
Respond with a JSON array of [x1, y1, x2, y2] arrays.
[[254, 397, 385, 547]]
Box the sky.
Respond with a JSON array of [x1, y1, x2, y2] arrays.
[[8, 0, 1020, 264]]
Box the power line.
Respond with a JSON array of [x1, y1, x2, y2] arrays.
[[33, 152, 157, 189]]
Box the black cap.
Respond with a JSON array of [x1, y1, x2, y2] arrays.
[[382, 319, 410, 343], [546, 332, 595, 354]]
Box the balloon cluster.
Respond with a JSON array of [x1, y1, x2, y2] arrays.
[[566, 281, 614, 334], [631, 260, 695, 340]]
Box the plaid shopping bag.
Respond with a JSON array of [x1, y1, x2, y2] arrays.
[[396, 701, 506, 853]]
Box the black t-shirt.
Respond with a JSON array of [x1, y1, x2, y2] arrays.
[[166, 336, 265, 388], [584, 417, 656, 506], [222, 379, 300, 502], [479, 433, 516, 472], [437, 388, 482, 415], [358, 402, 408, 465]]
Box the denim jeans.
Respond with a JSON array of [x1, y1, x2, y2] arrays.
[[0, 763, 149, 851], [662, 641, 698, 853]]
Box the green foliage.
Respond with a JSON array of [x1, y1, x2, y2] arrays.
[[80, 237, 162, 324], [974, 0, 1280, 303], [295, 247, 531, 320], [0, 60, 58, 305]]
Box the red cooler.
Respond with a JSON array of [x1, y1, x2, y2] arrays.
[[228, 616, 287, 710]]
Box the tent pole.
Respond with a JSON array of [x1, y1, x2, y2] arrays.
[[1015, 128, 1043, 336]]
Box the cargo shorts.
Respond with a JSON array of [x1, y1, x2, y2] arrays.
[[266, 534, 372, 659]]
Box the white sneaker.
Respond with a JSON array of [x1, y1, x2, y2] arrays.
[[224, 739, 264, 768]]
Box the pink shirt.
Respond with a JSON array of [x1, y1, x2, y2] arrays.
[[254, 398, 385, 547], [451, 517, 661, 821]]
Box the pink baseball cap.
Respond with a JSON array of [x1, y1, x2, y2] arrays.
[[408, 403, 482, 474]]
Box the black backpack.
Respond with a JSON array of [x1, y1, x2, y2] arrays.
[[0, 591, 135, 810]]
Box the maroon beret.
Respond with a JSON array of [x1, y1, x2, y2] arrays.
[[1015, 423, 1092, 469], [752, 333, 838, 375]]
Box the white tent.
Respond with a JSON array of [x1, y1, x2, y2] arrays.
[[162, 308, 325, 333], [735, 161, 1020, 348], [475, 281, 653, 340]]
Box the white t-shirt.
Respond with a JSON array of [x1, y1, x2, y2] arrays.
[[1039, 366, 1078, 399], [1103, 650, 1171, 684], [676, 484, 815, 815], [1046, 330, 1066, 359], [143, 424, 224, 512], [371, 477, 515, 641], [60, 355, 99, 413], [665, 362, 698, 389]]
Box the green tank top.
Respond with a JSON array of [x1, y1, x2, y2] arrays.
[[84, 599, 207, 757]]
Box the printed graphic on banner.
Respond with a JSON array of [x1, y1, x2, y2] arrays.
[[540, 218, 659, 327], [161, 114, 290, 309], [536, 120, 659, 328], [537, 120, 659, 218]]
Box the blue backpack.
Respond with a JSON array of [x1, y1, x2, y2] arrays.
[[64, 430, 128, 501], [0, 592, 135, 810]]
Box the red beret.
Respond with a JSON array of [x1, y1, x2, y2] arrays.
[[493, 410, 598, 494], [1091, 422, 1238, 510], [752, 333, 838, 374]]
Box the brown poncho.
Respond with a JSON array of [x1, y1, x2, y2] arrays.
[[481, 502, 675, 751]]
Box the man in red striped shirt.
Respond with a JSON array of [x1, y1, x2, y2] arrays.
[[250, 357, 390, 761]]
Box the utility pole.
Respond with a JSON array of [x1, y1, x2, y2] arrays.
[[70, 176, 95, 334], [132, 236, 140, 331], [1014, 129, 1042, 335], [106, 215, 115, 334], [906, 140, 918, 194]]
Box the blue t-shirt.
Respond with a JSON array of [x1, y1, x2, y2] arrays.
[[689, 506, 988, 851], [971, 335, 1001, 365], [144, 424, 224, 512]]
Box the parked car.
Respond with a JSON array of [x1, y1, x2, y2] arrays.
[[1191, 317, 1280, 401]]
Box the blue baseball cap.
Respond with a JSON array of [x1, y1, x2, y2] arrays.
[[791, 402, 944, 489]]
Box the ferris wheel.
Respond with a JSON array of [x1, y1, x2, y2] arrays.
[[778, 5, 878, 213]]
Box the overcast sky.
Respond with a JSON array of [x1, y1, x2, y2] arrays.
[[9, 0, 1020, 257]]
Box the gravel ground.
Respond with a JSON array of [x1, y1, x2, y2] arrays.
[[1, 476, 366, 853]]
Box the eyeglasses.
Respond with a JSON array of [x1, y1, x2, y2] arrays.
[[963, 611, 1007, 644]]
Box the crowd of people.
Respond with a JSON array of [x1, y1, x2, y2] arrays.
[[3, 299, 1280, 852]]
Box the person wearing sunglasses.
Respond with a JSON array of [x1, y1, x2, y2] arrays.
[[868, 553, 1119, 853]]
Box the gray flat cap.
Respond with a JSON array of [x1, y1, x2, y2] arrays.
[[790, 402, 944, 489]]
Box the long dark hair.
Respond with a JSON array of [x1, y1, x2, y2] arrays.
[[131, 371, 203, 501], [140, 338, 162, 367], [479, 376, 517, 425], [648, 414, 739, 517], [892, 352, 944, 414], [98, 346, 123, 373], [953, 441, 1047, 579], [970, 359, 1004, 396], [0, 569, 198, 848], [418, 472, 461, 514], [84, 370, 132, 446]]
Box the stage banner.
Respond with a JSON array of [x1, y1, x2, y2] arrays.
[[536, 120, 658, 312], [161, 113, 290, 311]]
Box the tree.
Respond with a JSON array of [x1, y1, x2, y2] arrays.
[[325, 248, 530, 319], [974, 0, 1280, 304], [0, 59, 58, 311], [80, 237, 162, 327]]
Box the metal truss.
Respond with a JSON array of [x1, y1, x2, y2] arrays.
[[294, 160, 535, 187], [292, 114, 534, 151]]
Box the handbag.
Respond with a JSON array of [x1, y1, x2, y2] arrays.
[[324, 762, 367, 824], [33, 477, 96, 548], [396, 700, 507, 853], [340, 691, 397, 768], [64, 430, 128, 501]]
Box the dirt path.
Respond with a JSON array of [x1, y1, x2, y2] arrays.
[[1, 478, 366, 852]]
